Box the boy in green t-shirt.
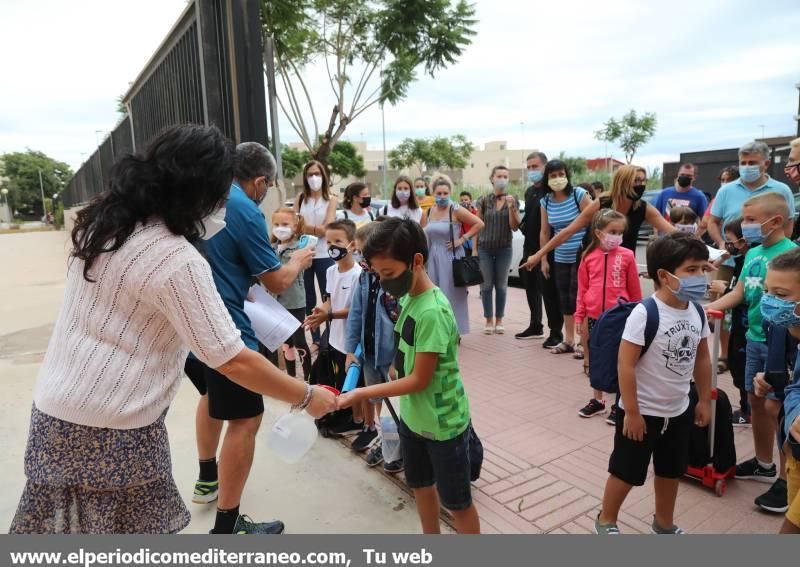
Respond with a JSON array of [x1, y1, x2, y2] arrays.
[[337, 217, 481, 534], [708, 192, 797, 513]]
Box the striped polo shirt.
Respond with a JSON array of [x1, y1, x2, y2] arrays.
[[543, 187, 588, 264]]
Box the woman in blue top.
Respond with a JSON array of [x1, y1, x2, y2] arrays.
[[540, 160, 592, 354]]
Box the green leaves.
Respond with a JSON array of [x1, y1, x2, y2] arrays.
[[388, 135, 474, 175], [594, 109, 657, 164], [0, 150, 72, 217], [281, 141, 365, 181], [261, 1, 477, 164]]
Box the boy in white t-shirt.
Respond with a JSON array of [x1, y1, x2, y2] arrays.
[[305, 220, 362, 431], [595, 233, 713, 535]]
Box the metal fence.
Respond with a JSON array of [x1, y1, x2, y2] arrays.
[[62, 0, 267, 208]]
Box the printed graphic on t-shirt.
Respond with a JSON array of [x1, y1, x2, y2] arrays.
[[660, 318, 701, 376], [743, 254, 767, 292]]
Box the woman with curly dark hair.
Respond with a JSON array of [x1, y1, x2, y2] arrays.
[[9, 125, 335, 534]]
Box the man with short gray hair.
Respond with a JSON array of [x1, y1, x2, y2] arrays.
[[185, 141, 314, 534], [707, 141, 795, 248]]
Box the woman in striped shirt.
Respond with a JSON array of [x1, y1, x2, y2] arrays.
[[540, 160, 592, 354]]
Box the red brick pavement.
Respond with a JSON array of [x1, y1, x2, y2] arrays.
[[457, 285, 783, 534]]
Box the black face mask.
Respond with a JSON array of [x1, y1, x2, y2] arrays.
[[632, 184, 647, 200], [677, 175, 692, 188], [379, 269, 413, 298], [361, 197, 372, 208], [724, 242, 741, 257], [328, 244, 350, 261]]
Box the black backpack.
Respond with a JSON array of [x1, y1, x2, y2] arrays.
[[688, 382, 736, 472]]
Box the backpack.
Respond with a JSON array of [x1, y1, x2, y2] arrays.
[[688, 382, 736, 472], [589, 297, 706, 394]]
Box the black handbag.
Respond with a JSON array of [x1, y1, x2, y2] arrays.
[[449, 205, 483, 287]]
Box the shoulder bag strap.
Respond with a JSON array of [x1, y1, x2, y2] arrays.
[[448, 205, 457, 260], [641, 297, 660, 356]]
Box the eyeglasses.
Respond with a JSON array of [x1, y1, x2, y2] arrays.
[[784, 162, 800, 171]]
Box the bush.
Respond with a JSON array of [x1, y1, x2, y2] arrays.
[[55, 202, 64, 228]]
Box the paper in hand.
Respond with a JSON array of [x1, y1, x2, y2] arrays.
[[243, 285, 301, 352]]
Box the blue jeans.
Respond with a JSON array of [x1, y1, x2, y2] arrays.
[[745, 338, 778, 400], [478, 247, 513, 319], [304, 257, 335, 343]]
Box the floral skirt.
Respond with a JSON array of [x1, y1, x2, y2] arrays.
[[9, 407, 190, 534]]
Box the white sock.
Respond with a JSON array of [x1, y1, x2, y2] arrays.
[[757, 459, 773, 469]]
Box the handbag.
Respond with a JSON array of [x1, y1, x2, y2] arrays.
[[449, 205, 483, 287]]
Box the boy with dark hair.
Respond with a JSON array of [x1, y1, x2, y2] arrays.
[[458, 191, 478, 254], [707, 192, 797, 513], [305, 219, 362, 433], [754, 247, 800, 533], [338, 218, 482, 534], [596, 232, 712, 535]]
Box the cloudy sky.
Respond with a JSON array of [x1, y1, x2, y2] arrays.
[[2, 0, 799, 176]]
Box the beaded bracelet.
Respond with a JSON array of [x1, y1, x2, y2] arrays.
[[292, 383, 313, 412]]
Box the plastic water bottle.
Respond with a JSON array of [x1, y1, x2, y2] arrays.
[[342, 344, 363, 393], [381, 415, 401, 463], [267, 411, 319, 464]]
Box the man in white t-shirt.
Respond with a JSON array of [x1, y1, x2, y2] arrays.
[[305, 219, 362, 432], [595, 233, 713, 535]]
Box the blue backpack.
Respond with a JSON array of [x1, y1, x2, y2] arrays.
[[589, 297, 706, 394]]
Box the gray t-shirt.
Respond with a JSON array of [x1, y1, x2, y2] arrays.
[[273, 241, 306, 310]]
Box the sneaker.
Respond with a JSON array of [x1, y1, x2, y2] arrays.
[[383, 459, 404, 474], [650, 517, 685, 534], [605, 405, 618, 426], [578, 399, 606, 418], [542, 335, 562, 349], [515, 328, 545, 340], [594, 513, 620, 535], [754, 479, 788, 513], [351, 427, 379, 453], [232, 514, 285, 535], [366, 444, 384, 467], [732, 410, 751, 427], [327, 416, 364, 436], [735, 457, 777, 483], [192, 480, 219, 504], [483, 325, 494, 335], [494, 325, 505, 335]]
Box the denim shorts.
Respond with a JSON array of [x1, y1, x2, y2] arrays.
[[362, 361, 391, 404], [745, 339, 778, 400], [398, 419, 473, 511]]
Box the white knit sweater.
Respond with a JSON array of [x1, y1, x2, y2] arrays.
[[34, 222, 245, 429]]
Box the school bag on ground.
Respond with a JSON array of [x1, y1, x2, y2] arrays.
[[307, 326, 352, 436], [687, 382, 736, 472], [589, 297, 706, 394]]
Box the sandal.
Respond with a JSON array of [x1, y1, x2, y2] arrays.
[[717, 358, 729, 374], [550, 341, 575, 354]]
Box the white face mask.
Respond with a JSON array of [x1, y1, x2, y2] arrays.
[[308, 174, 323, 192], [396, 189, 411, 202], [675, 223, 698, 234], [199, 207, 226, 240], [272, 226, 294, 241]]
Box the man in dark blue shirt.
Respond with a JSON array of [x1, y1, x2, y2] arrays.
[[653, 162, 708, 222], [186, 142, 313, 535]]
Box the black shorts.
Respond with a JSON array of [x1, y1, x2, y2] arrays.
[[183, 356, 264, 420], [554, 261, 578, 315], [608, 405, 693, 486], [399, 419, 473, 511]]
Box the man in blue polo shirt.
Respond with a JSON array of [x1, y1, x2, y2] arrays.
[[708, 140, 795, 248], [185, 142, 314, 535], [653, 162, 708, 222]]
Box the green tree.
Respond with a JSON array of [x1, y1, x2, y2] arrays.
[[0, 150, 72, 218], [388, 135, 474, 175], [262, 0, 477, 165], [594, 109, 657, 164], [557, 151, 587, 177], [281, 140, 365, 183], [116, 95, 128, 116]]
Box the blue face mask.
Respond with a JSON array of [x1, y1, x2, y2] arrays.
[[741, 217, 776, 245], [739, 165, 762, 184], [667, 273, 708, 302], [761, 294, 800, 327], [435, 196, 450, 208], [527, 170, 543, 184]]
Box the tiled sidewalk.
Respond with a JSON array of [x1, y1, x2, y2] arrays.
[[457, 285, 783, 534]]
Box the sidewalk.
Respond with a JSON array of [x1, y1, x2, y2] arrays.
[[457, 285, 783, 534]]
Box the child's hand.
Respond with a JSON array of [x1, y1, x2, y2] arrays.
[[336, 390, 359, 410], [622, 412, 647, 442], [388, 365, 397, 381], [345, 352, 359, 371], [753, 372, 773, 398], [304, 306, 327, 330], [708, 280, 728, 295], [694, 400, 712, 428]]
